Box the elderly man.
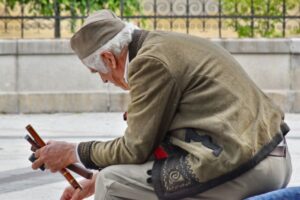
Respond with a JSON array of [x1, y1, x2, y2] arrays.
[[32, 10, 292, 200]]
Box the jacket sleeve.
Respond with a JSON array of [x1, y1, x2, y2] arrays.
[[78, 56, 181, 169]]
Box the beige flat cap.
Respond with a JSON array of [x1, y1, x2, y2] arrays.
[[70, 10, 125, 60]]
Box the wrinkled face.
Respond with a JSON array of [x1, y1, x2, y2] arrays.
[[89, 47, 129, 90]]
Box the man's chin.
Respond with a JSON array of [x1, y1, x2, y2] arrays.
[[119, 85, 129, 90], [112, 83, 127, 90]]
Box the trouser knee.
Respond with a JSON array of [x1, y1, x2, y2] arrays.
[[95, 167, 118, 200], [96, 166, 116, 187]]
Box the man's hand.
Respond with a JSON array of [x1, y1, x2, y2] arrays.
[[60, 173, 97, 200], [32, 140, 77, 172]]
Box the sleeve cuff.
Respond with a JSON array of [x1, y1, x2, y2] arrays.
[[77, 141, 99, 169], [75, 143, 82, 164]]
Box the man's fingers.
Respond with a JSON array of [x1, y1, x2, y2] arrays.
[[60, 192, 72, 200], [32, 157, 44, 170], [32, 148, 46, 170], [60, 186, 74, 200], [60, 192, 70, 200], [34, 149, 41, 158], [50, 168, 58, 173], [70, 188, 82, 200]]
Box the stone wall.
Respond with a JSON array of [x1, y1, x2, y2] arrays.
[[0, 38, 299, 113]]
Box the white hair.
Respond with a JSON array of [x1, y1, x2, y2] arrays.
[[81, 22, 138, 73]]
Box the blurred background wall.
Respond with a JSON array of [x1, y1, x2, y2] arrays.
[[0, 0, 300, 113]]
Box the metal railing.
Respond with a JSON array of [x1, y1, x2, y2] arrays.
[[0, 0, 299, 38]]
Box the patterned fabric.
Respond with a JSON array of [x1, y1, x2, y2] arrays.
[[160, 156, 196, 192], [152, 133, 284, 200]]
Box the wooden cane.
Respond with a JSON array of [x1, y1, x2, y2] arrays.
[[25, 134, 93, 179], [25, 124, 86, 190]]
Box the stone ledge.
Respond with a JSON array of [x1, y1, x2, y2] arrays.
[[109, 92, 130, 112], [0, 93, 18, 114], [292, 91, 300, 113], [0, 90, 299, 113], [0, 56, 16, 92], [291, 54, 300, 90], [1, 39, 300, 55], [0, 40, 17, 54], [17, 39, 73, 55], [222, 38, 291, 53], [19, 92, 108, 113], [290, 38, 300, 53]]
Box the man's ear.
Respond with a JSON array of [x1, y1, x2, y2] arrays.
[[101, 51, 117, 70]]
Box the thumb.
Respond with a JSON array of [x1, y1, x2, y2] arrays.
[[46, 140, 54, 145]]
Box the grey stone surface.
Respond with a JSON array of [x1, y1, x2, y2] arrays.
[[108, 82, 126, 92], [290, 38, 300, 53], [223, 38, 291, 53], [18, 55, 106, 91], [0, 40, 16, 54], [19, 92, 109, 113], [1, 39, 299, 55], [291, 54, 300, 90], [292, 91, 300, 113], [0, 167, 64, 194], [17, 39, 73, 55], [210, 38, 225, 48], [0, 56, 16, 92], [1, 90, 294, 114], [0, 93, 18, 113], [109, 92, 130, 112], [0, 113, 127, 139], [0, 181, 93, 200], [234, 54, 290, 90], [1, 39, 300, 113]]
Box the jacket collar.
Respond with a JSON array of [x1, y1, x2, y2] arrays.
[[128, 29, 149, 62]]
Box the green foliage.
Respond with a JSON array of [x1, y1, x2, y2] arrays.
[[4, 0, 140, 15], [222, 0, 298, 37], [3, 0, 141, 32]]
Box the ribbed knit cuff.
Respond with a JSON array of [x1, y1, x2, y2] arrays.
[[77, 141, 99, 169]]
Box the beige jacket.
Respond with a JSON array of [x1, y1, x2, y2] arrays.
[[78, 30, 286, 199]]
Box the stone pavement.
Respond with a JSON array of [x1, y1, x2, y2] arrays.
[[0, 113, 299, 200]]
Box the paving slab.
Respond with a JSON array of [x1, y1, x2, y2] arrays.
[[0, 112, 127, 138], [0, 178, 93, 200]]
